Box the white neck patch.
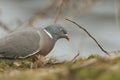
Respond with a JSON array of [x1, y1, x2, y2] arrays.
[[44, 29, 53, 39]]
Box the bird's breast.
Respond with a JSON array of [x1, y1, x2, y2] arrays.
[[38, 30, 55, 56]]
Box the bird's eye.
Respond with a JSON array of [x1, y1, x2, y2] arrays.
[[59, 27, 67, 34]]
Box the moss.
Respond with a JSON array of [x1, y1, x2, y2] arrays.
[[0, 53, 120, 80]]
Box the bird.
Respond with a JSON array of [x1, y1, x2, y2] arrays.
[[0, 24, 70, 60]]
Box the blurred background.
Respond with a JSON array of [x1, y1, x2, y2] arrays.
[[0, 0, 120, 61]]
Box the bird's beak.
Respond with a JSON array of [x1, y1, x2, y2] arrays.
[[65, 34, 70, 41]]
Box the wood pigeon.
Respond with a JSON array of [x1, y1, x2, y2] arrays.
[[0, 24, 70, 59]]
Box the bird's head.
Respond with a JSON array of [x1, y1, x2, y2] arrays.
[[44, 24, 70, 42]]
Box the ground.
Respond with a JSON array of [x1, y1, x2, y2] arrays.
[[0, 53, 120, 80]]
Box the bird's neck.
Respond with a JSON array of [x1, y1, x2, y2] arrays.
[[43, 29, 58, 42]]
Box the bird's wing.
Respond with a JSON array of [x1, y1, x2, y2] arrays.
[[0, 28, 41, 59]]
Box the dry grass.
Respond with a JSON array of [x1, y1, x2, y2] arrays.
[[0, 52, 120, 80]]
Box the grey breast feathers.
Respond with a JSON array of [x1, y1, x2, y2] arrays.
[[0, 28, 41, 59]]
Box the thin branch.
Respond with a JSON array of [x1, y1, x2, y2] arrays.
[[65, 18, 110, 56], [115, 0, 120, 30], [54, 0, 65, 23], [72, 52, 80, 62], [0, 21, 11, 33], [28, 0, 57, 26]]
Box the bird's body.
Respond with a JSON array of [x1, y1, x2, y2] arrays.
[[0, 25, 69, 59]]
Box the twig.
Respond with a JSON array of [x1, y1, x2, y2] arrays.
[[28, 0, 57, 26], [65, 18, 110, 56], [0, 21, 11, 33], [115, 0, 120, 30], [72, 52, 80, 61], [54, 0, 65, 23]]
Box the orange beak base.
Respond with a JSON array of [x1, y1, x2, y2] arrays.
[[65, 34, 70, 41]]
